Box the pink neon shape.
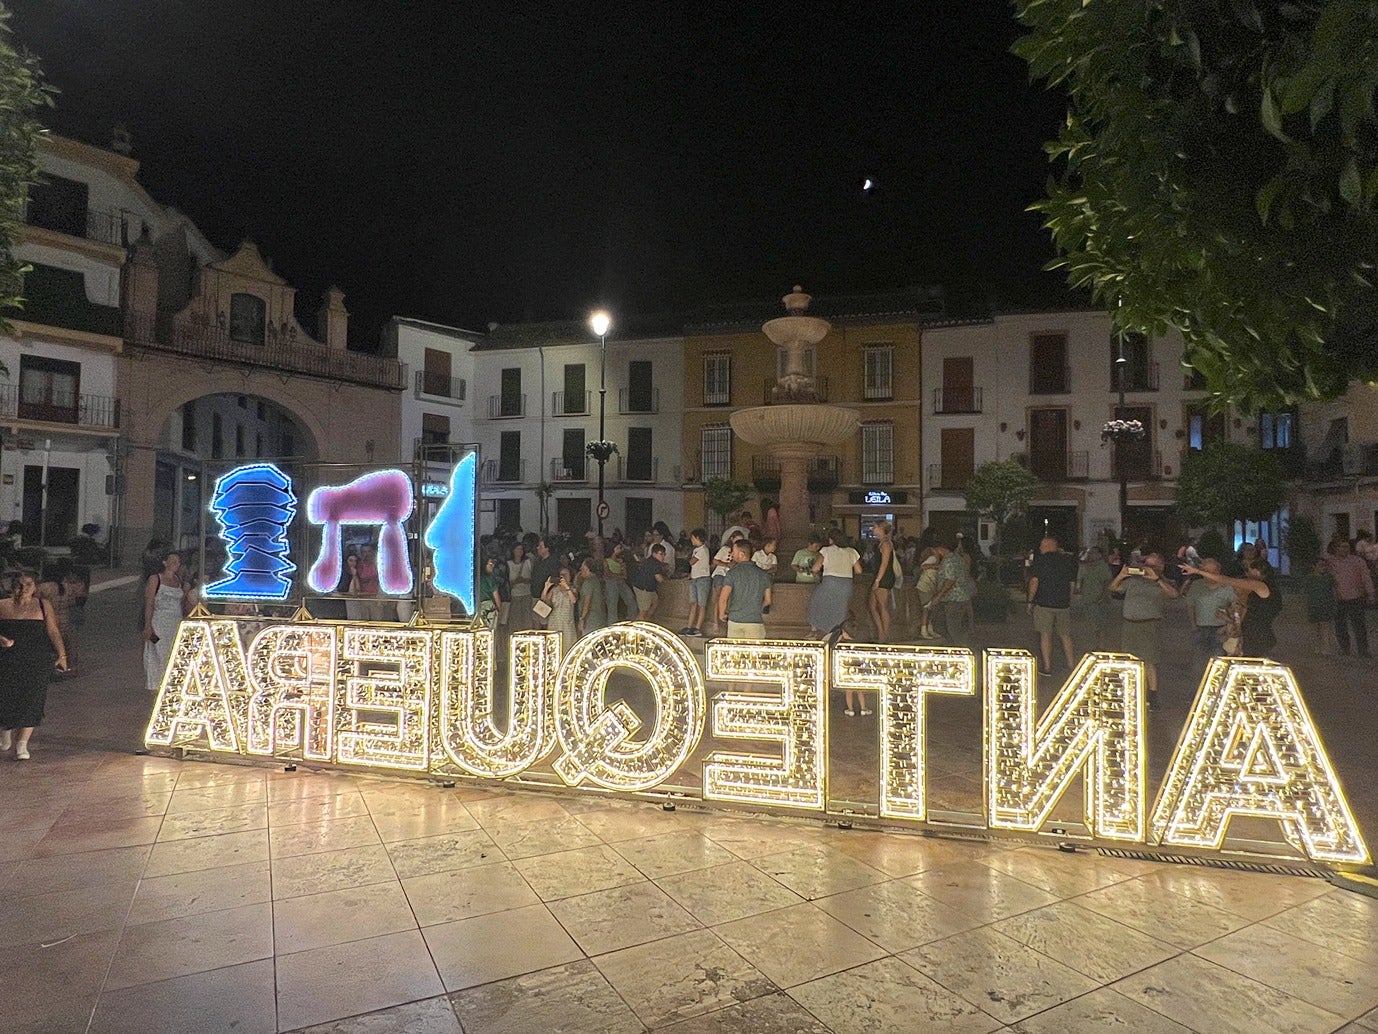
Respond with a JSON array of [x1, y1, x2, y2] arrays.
[[307, 469, 415, 595]]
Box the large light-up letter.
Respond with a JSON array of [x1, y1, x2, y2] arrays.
[[986, 650, 1146, 841], [834, 644, 974, 821], [337, 627, 432, 770], [307, 469, 414, 595], [203, 463, 297, 601], [703, 640, 827, 809], [145, 620, 247, 753], [1150, 658, 1370, 864], [435, 628, 559, 777], [423, 453, 477, 615], [553, 622, 704, 792], [246, 625, 338, 761]]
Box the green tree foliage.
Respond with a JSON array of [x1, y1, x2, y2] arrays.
[[1283, 512, 1322, 568], [703, 477, 753, 522], [0, 6, 52, 345], [1014, 1, 1378, 411], [1176, 440, 1287, 528], [964, 460, 1041, 555]]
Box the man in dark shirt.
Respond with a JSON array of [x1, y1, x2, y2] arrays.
[[631, 543, 668, 620], [1027, 535, 1079, 676], [527, 538, 560, 628], [718, 539, 773, 638]]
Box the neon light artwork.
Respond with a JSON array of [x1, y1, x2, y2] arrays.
[[203, 463, 297, 601], [423, 453, 477, 614], [306, 469, 414, 595]]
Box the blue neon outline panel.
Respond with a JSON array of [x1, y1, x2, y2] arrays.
[[423, 453, 477, 615], [203, 463, 298, 601]]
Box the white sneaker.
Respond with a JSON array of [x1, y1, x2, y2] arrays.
[[15, 742, 29, 760], [844, 709, 856, 717], [860, 709, 874, 716], [0, 729, 10, 751]]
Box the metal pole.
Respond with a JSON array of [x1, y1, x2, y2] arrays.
[[1116, 321, 1127, 542], [597, 331, 607, 538]]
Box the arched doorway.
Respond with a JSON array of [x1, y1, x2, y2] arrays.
[[152, 392, 318, 551]]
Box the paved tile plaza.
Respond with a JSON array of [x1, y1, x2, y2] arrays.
[[3, 581, 1376, 1032]]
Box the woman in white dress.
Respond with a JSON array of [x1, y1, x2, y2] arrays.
[[143, 549, 190, 693], [541, 565, 579, 652]]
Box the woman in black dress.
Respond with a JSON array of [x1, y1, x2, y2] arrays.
[[0, 570, 69, 760]]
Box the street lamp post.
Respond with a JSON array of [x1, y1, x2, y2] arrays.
[[590, 310, 612, 538], [1115, 322, 1128, 542]]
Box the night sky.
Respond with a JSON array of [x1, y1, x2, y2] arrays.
[[10, 1, 1069, 347]]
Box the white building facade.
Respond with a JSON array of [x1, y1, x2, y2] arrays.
[[470, 324, 684, 539], [920, 309, 1273, 556], [383, 316, 479, 462]]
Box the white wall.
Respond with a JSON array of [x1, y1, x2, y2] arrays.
[[393, 320, 478, 459]]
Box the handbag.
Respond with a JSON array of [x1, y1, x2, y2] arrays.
[[532, 599, 553, 619]]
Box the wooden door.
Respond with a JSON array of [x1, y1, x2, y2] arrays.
[[1028, 409, 1067, 481], [940, 428, 975, 489], [942, 357, 975, 412]]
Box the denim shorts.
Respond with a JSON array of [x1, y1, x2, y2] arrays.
[[690, 577, 710, 607]]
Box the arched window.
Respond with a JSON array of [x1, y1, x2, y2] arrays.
[[229, 292, 266, 346]]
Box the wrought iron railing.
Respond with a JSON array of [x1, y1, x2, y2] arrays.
[[0, 384, 120, 430], [552, 457, 588, 482], [618, 456, 659, 483], [482, 458, 526, 484], [415, 371, 466, 400], [926, 463, 971, 491], [619, 388, 660, 414], [553, 390, 590, 416], [932, 387, 983, 414], [487, 394, 526, 419]]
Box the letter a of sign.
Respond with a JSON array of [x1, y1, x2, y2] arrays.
[[985, 650, 1146, 841], [145, 621, 245, 753], [1150, 659, 1370, 864]]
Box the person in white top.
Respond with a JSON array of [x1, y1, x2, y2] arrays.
[[709, 532, 741, 635], [807, 530, 862, 637], [752, 538, 778, 574], [682, 528, 712, 636]]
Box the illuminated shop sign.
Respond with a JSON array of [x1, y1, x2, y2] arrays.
[[864, 490, 892, 505], [146, 624, 1369, 867]]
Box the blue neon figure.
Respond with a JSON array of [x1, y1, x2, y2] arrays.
[[423, 453, 477, 615], [204, 463, 298, 601]]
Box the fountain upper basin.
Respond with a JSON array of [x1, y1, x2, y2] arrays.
[[730, 404, 859, 449]]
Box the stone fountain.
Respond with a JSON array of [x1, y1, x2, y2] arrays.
[[731, 287, 858, 550]]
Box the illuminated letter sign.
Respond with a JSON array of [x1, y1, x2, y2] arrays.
[[1150, 658, 1370, 864], [423, 453, 477, 614], [204, 463, 297, 601], [703, 640, 827, 810], [985, 650, 1146, 842], [864, 490, 892, 505], [435, 628, 559, 777], [146, 621, 249, 753], [553, 623, 705, 792], [245, 625, 337, 761], [336, 627, 432, 770], [835, 644, 974, 822], [307, 469, 415, 595]]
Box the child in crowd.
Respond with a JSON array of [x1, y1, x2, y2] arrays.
[[681, 528, 711, 637], [753, 538, 778, 576]]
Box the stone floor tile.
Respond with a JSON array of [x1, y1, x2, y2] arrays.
[[1195, 919, 1378, 1021], [1112, 953, 1344, 1034], [900, 925, 1099, 1024], [751, 844, 888, 901], [423, 902, 583, 991], [269, 814, 383, 859], [402, 860, 539, 926], [610, 830, 738, 879], [165, 778, 268, 815], [548, 880, 701, 956], [5, 993, 97, 1034], [1259, 889, 1378, 966], [1357, 1005, 1378, 1032], [573, 803, 708, 843], [0, 927, 120, 1001], [0, 825, 50, 862], [594, 927, 775, 1028], [449, 959, 643, 1034], [267, 791, 371, 827], [6, 842, 150, 899], [1074, 876, 1252, 948], [272, 843, 397, 900], [992, 900, 1180, 984], [128, 859, 272, 925], [89, 958, 277, 1034], [699, 818, 832, 859], [714, 902, 886, 988], [656, 860, 806, 926], [657, 993, 833, 1034], [104, 900, 274, 990], [826, 830, 998, 877], [485, 814, 603, 859], [902, 863, 1059, 923], [1007, 987, 1195, 1034], [265, 771, 361, 804], [790, 955, 1002, 1034], [977, 846, 1141, 898], [1135, 866, 1333, 921], [384, 828, 500, 879], [368, 799, 480, 843], [59, 790, 173, 824], [283, 996, 462, 1033], [143, 828, 269, 878], [514, 843, 645, 900], [812, 876, 985, 953], [155, 801, 268, 841], [463, 793, 575, 829], [32, 813, 164, 855], [173, 764, 267, 790], [276, 929, 444, 1031], [0, 878, 136, 948], [274, 880, 418, 954]]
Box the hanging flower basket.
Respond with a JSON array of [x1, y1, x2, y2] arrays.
[[585, 440, 619, 463], [1101, 419, 1146, 445]]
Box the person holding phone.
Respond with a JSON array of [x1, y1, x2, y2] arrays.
[[1110, 552, 1179, 710], [144, 549, 190, 694]]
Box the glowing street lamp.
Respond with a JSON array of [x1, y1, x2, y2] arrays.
[[589, 310, 613, 536]]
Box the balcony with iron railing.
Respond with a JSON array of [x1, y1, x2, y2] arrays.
[[552, 457, 588, 482], [415, 371, 466, 401], [926, 463, 971, 492], [751, 454, 840, 492], [932, 387, 983, 414], [553, 390, 591, 416], [1027, 449, 1089, 482], [124, 312, 405, 390], [1112, 446, 1164, 481], [481, 458, 526, 484], [0, 384, 120, 431], [24, 204, 126, 247], [486, 394, 526, 419], [618, 456, 659, 484], [619, 388, 660, 414], [1113, 361, 1160, 392], [763, 377, 830, 405]]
